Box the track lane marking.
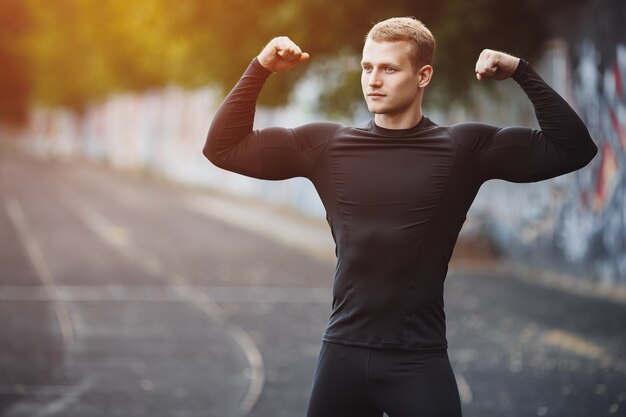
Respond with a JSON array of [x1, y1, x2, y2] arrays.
[[540, 329, 626, 373], [3, 377, 96, 417], [62, 188, 265, 416], [4, 197, 90, 416], [29, 377, 96, 417], [5, 198, 75, 346], [183, 194, 335, 262], [0, 284, 330, 303], [541, 329, 605, 360], [455, 374, 473, 405]]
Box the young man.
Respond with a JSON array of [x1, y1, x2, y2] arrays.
[[204, 17, 597, 417]]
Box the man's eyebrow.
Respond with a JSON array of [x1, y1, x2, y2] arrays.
[[360, 61, 399, 67]]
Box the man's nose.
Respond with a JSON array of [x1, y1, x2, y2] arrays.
[[368, 70, 383, 87]]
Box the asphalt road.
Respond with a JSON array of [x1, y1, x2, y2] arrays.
[[1, 148, 625, 417]]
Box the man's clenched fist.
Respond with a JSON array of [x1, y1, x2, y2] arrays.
[[258, 36, 310, 73], [475, 49, 520, 81]]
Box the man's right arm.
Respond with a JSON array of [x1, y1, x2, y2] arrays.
[[203, 37, 325, 180]]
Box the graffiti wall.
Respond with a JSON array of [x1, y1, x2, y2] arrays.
[[561, 40, 625, 285], [470, 1, 626, 287]]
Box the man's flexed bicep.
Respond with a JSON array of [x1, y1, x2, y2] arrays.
[[207, 123, 332, 180], [457, 49, 597, 183], [454, 123, 594, 183], [204, 37, 321, 180]]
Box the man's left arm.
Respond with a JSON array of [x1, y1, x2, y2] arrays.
[[462, 49, 598, 183]]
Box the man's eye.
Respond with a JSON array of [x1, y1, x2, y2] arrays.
[[384, 67, 396, 73], [362, 67, 372, 73]]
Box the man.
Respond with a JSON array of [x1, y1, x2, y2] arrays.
[[204, 17, 597, 417]]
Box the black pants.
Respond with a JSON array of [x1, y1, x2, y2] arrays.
[[306, 342, 463, 417]]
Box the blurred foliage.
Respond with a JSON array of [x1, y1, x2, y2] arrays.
[[0, 0, 31, 124], [0, 0, 558, 125]]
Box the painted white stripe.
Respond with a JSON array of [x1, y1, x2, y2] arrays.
[[5, 198, 75, 347], [168, 274, 263, 414], [0, 384, 83, 396], [62, 189, 265, 415], [30, 377, 95, 417], [183, 194, 336, 262], [540, 329, 626, 373], [455, 373, 473, 405], [0, 285, 330, 303]]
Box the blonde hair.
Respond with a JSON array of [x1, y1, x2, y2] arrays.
[[366, 17, 436, 68]]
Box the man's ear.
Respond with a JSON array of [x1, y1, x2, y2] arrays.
[[417, 65, 433, 88]]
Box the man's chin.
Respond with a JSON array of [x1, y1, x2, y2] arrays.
[[367, 105, 387, 114]]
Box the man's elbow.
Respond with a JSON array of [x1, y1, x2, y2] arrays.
[[202, 141, 212, 160], [202, 137, 222, 167], [574, 137, 598, 170], [583, 138, 598, 165]]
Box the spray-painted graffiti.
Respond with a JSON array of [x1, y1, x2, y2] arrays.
[[478, 39, 626, 287], [556, 41, 626, 285]]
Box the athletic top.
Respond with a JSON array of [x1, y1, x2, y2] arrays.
[[204, 58, 597, 351]]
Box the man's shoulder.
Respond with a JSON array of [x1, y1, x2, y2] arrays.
[[289, 121, 347, 148], [446, 121, 500, 150], [292, 121, 346, 137]]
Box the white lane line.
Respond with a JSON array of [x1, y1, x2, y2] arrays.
[[0, 384, 84, 396], [0, 285, 330, 303], [62, 189, 265, 416], [540, 329, 626, 373], [168, 273, 263, 414], [5, 198, 75, 347], [4, 377, 96, 417], [455, 373, 473, 405], [29, 377, 96, 417], [183, 194, 336, 262], [541, 329, 605, 359]]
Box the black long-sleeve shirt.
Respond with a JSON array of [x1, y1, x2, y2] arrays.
[[204, 58, 597, 351]]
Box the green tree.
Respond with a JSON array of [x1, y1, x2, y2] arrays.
[[1, 0, 567, 125], [0, 0, 31, 125]]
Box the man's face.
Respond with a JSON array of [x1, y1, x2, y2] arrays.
[[361, 39, 422, 116]]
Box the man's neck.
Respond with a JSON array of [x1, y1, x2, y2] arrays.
[[374, 110, 423, 130]]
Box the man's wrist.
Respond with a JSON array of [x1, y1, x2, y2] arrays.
[[512, 59, 529, 81], [251, 57, 273, 77]]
